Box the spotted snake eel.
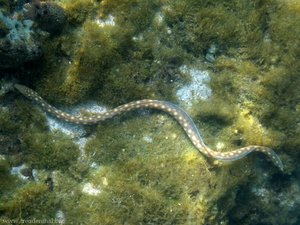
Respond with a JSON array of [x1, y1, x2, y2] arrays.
[[15, 84, 283, 171]]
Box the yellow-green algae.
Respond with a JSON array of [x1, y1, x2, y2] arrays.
[[0, 182, 57, 222], [28, 0, 187, 105], [64, 114, 252, 224], [1, 0, 300, 224], [0, 101, 79, 222], [0, 100, 79, 170], [0, 156, 16, 192]]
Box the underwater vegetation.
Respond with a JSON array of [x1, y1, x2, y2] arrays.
[[0, 0, 67, 69], [0, 0, 300, 224]]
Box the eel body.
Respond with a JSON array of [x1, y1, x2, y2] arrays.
[[14, 84, 283, 171]]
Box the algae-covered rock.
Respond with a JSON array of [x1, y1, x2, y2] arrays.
[[73, 114, 252, 224], [1, 0, 299, 224], [21, 128, 80, 170], [0, 10, 41, 68], [0, 182, 58, 221], [24, 1, 66, 35]]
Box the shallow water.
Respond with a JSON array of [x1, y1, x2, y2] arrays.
[[0, 0, 299, 224]]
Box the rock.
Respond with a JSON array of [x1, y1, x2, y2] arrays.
[[24, 0, 66, 35]]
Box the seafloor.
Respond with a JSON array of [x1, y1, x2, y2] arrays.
[[0, 0, 299, 224]]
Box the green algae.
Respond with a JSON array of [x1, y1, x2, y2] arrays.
[[98, 0, 161, 34], [35, 20, 123, 105], [63, 0, 98, 25], [70, 113, 251, 224], [1, 0, 300, 224], [0, 100, 78, 179], [0, 182, 57, 222], [0, 156, 16, 192], [0, 102, 78, 221], [21, 128, 80, 170], [32, 0, 187, 105], [0, 107, 19, 134], [0, 99, 51, 142]]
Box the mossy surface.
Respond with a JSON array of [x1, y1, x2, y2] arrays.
[[1, 0, 300, 224], [0, 156, 16, 192], [0, 182, 58, 222], [75, 113, 251, 224], [26, 0, 188, 105], [63, 0, 98, 25], [21, 128, 80, 170], [1, 101, 80, 171]]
